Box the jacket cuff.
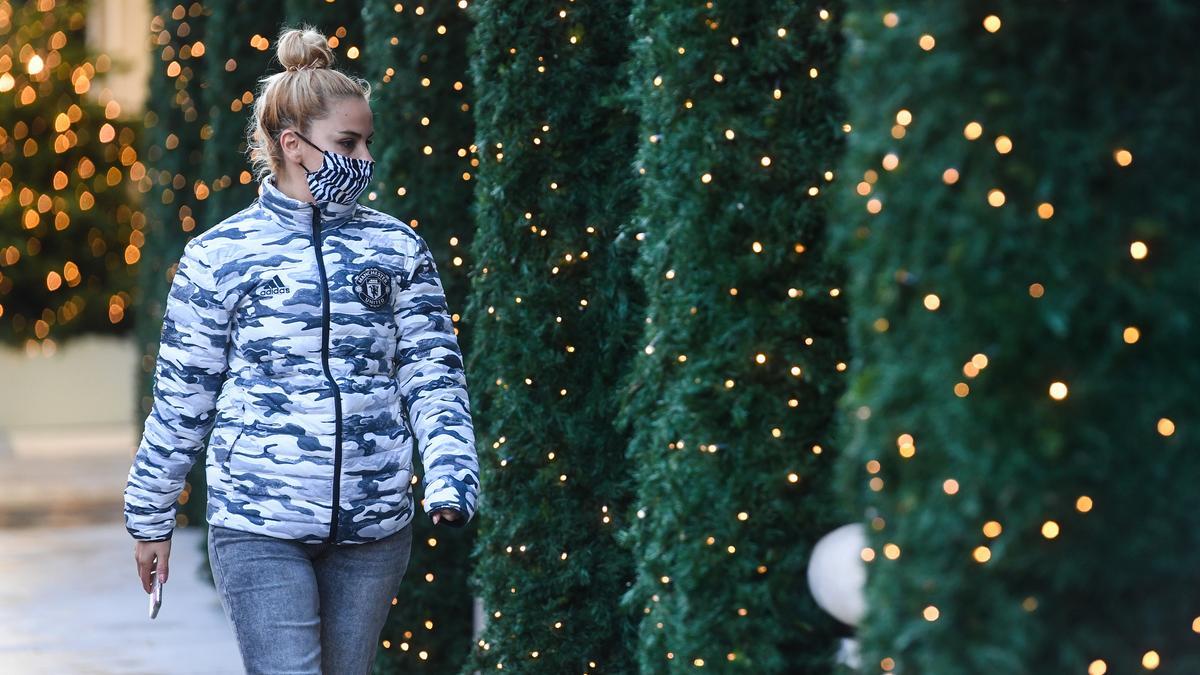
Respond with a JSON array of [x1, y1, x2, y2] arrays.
[[424, 474, 477, 527], [129, 527, 173, 543]]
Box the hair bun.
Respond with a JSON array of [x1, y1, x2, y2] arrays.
[[277, 25, 334, 72]]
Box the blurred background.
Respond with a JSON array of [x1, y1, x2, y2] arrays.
[[0, 0, 148, 529]]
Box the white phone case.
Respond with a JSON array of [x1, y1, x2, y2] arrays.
[[148, 570, 163, 619]]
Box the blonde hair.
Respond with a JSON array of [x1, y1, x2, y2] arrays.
[[246, 24, 373, 182]]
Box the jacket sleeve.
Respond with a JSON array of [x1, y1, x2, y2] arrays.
[[396, 234, 480, 528], [124, 237, 233, 542]]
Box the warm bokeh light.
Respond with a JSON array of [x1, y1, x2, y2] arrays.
[[1157, 418, 1176, 437], [1041, 521, 1060, 539]]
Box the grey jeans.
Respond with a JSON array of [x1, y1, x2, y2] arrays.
[[207, 520, 414, 675]]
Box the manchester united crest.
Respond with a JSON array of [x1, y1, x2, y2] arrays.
[[352, 266, 392, 309]]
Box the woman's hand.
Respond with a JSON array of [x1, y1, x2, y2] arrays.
[[134, 540, 172, 594], [430, 508, 461, 526]]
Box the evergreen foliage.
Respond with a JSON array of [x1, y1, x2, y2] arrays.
[[199, 1, 284, 222], [360, 0, 475, 313], [833, 2, 1200, 672], [284, 0, 364, 80], [460, 1, 643, 671], [137, 0, 211, 532], [360, 2, 479, 671], [617, 2, 849, 672]]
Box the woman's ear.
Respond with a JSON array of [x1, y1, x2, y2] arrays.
[[279, 129, 302, 165]]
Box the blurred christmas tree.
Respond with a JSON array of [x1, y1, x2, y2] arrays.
[[285, 0, 363, 78], [0, 0, 144, 351], [198, 0, 284, 224]]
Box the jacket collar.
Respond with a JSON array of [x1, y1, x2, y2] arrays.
[[258, 174, 358, 232]]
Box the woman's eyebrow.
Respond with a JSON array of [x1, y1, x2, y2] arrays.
[[337, 130, 375, 138]]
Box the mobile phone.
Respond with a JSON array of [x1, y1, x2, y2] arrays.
[[148, 570, 163, 619]]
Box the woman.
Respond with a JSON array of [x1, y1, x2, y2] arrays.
[[123, 24, 480, 675]]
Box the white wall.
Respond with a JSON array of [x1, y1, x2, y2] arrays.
[[0, 335, 140, 459], [85, 0, 151, 116]]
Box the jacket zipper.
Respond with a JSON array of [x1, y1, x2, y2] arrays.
[[310, 205, 344, 544]]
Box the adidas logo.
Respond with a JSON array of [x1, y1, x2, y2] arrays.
[[256, 274, 292, 297]]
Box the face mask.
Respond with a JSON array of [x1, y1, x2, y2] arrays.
[[293, 130, 374, 205]]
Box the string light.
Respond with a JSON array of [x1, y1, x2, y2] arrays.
[[1157, 418, 1175, 437]]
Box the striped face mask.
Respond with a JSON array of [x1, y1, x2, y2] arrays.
[[294, 131, 374, 206]]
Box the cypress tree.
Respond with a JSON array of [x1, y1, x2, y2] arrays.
[[198, 1, 285, 222], [833, 2, 1200, 672], [618, 2, 849, 672], [283, 0, 364, 79], [360, 2, 480, 672], [360, 1, 476, 310], [461, 1, 641, 671], [136, 0, 211, 532]]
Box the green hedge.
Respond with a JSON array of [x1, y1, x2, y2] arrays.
[[460, 0, 642, 671], [617, 2, 850, 672], [360, 2, 479, 672], [199, 1, 284, 222], [137, 0, 212, 534], [833, 1, 1200, 672]]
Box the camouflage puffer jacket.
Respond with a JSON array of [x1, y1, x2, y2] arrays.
[[124, 175, 480, 544]]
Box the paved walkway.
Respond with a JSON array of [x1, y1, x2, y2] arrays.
[[0, 521, 245, 674]]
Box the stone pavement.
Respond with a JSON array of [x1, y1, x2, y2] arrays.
[[0, 451, 134, 529], [0, 520, 245, 674]]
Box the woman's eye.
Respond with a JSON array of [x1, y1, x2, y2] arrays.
[[341, 140, 355, 148]]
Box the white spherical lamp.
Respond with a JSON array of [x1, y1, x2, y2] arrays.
[[807, 523, 868, 626]]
